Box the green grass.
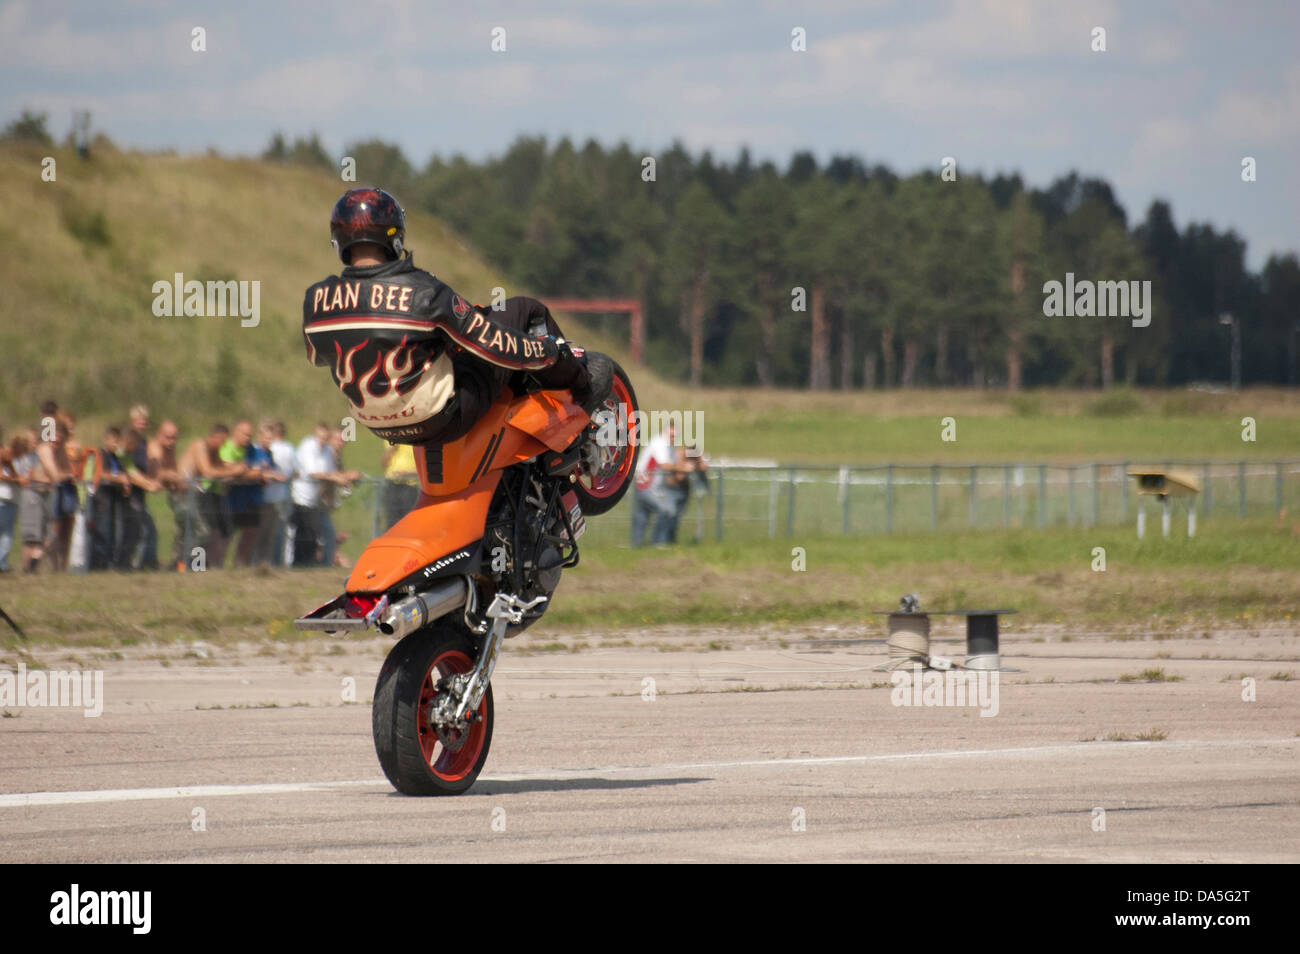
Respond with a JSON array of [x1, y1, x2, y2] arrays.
[[2, 519, 1296, 649], [685, 400, 1300, 465]]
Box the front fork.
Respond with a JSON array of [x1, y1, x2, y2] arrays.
[[431, 592, 547, 730]]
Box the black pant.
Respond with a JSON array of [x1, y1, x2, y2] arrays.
[[89, 491, 120, 571], [118, 493, 156, 570], [292, 504, 328, 567]]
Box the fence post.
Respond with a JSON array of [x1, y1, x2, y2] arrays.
[[372, 478, 382, 539], [1067, 467, 1076, 526], [715, 470, 724, 542], [1091, 462, 1100, 527], [1238, 460, 1247, 519], [930, 465, 938, 532], [1203, 462, 1213, 516], [1018, 466, 1027, 526], [1003, 465, 1011, 528], [1277, 461, 1285, 516], [767, 472, 778, 539], [1121, 460, 1130, 520], [1038, 465, 1047, 529], [785, 468, 796, 538], [885, 465, 894, 534], [968, 465, 977, 527], [840, 466, 850, 535]]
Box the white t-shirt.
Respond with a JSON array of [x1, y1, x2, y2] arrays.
[[291, 437, 335, 508], [264, 439, 298, 505], [635, 433, 676, 491]]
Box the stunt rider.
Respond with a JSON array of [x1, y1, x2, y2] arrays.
[[302, 187, 611, 446]]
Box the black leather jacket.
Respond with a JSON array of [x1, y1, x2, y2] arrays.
[[302, 253, 562, 443]]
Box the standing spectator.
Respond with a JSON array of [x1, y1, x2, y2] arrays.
[[663, 443, 709, 544], [381, 442, 420, 530], [67, 433, 93, 573], [88, 426, 131, 570], [177, 424, 247, 570], [121, 404, 161, 570], [239, 420, 288, 568], [37, 414, 78, 571], [0, 428, 18, 572], [321, 428, 361, 568], [13, 428, 49, 573], [630, 419, 677, 547], [264, 421, 297, 567], [291, 424, 352, 567], [291, 424, 334, 567], [221, 420, 268, 568], [146, 421, 186, 570]]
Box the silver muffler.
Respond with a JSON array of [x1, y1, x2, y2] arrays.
[[378, 577, 468, 639]]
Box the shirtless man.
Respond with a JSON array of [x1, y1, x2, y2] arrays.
[[175, 424, 247, 570], [36, 415, 77, 571], [147, 420, 183, 492], [148, 421, 186, 570]]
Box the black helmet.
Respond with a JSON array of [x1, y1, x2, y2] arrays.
[[329, 187, 406, 264]]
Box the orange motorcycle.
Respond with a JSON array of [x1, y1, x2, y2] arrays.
[[295, 349, 639, 795]]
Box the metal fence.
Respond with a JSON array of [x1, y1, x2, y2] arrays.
[[50, 458, 1300, 572], [661, 460, 1300, 542]]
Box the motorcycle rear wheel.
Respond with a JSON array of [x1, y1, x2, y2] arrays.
[[373, 621, 493, 795]]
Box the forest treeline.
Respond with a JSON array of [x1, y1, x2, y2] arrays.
[[274, 130, 1290, 391]]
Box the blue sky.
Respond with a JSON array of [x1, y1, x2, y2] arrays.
[[3, 0, 1296, 268]]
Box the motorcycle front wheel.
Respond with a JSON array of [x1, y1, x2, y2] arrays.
[[372, 621, 494, 795], [573, 357, 641, 516]]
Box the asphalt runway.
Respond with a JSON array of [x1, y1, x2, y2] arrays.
[[1, 627, 1297, 862]]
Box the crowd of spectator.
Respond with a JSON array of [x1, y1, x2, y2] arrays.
[[0, 400, 379, 574], [0, 399, 712, 572]]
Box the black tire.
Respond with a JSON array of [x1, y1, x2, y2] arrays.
[[573, 358, 640, 516], [372, 621, 493, 795]]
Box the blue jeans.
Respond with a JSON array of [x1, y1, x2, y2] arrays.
[[0, 499, 15, 571], [322, 511, 338, 567], [661, 485, 690, 543], [630, 482, 674, 547]]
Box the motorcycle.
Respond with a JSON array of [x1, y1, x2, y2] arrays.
[[294, 348, 639, 795]]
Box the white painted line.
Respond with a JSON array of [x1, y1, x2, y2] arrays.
[[1, 738, 1294, 808], [0, 779, 388, 808]]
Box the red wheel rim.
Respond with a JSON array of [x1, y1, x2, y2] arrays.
[[416, 649, 488, 782], [578, 375, 637, 498]]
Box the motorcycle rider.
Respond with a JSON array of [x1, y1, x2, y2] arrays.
[[303, 187, 611, 447]]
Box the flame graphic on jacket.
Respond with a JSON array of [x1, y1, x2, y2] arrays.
[[331, 336, 455, 425]]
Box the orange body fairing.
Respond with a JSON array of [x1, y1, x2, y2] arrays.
[[345, 388, 589, 594]]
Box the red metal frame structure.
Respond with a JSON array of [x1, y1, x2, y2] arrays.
[[545, 298, 644, 366]]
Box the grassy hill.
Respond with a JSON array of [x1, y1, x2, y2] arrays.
[[4, 141, 1298, 470], [1, 141, 643, 469]]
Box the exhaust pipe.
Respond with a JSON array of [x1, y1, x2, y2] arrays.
[[378, 578, 468, 639]]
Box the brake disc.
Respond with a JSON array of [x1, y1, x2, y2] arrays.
[[431, 675, 471, 751]]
